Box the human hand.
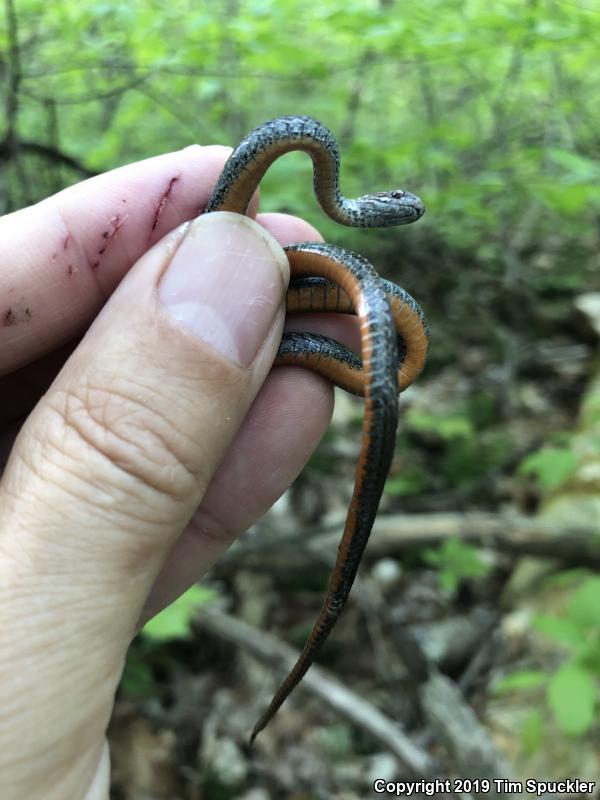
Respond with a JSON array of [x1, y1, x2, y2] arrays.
[[0, 145, 335, 799]]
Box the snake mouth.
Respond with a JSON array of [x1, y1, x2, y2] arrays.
[[406, 192, 426, 220]]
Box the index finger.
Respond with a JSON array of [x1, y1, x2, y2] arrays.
[[0, 144, 259, 376]]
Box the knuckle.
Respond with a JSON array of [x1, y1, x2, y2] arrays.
[[40, 377, 202, 506]]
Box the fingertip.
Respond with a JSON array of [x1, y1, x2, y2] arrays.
[[257, 212, 324, 247], [181, 143, 231, 158]]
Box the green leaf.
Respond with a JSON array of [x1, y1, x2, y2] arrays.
[[536, 183, 591, 215], [493, 669, 547, 694], [533, 615, 587, 649], [547, 149, 600, 182], [406, 410, 473, 440], [519, 446, 577, 490], [568, 577, 600, 631], [385, 465, 429, 496], [120, 649, 157, 699], [521, 709, 545, 756], [542, 569, 590, 591], [577, 640, 600, 674], [423, 537, 491, 593], [547, 663, 596, 735], [142, 585, 217, 642]]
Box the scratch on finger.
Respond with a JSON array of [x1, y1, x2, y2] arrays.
[[152, 175, 181, 233], [92, 213, 127, 265], [2, 306, 32, 326]]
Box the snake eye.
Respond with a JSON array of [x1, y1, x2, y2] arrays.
[[390, 190, 407, 199]]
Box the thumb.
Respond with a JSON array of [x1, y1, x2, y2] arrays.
[[0, 211, 288, 797]]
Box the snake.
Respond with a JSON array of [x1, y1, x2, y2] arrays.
[[204, 115, 429, 743]]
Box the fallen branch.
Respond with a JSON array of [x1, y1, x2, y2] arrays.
[[361, 512, 600, 568], [222, 512, 600, 570]]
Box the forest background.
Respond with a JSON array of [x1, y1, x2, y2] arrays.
[[1, 0, 599, 797]]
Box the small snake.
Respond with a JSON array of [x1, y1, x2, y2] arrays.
[[204, 115, 429, 743]]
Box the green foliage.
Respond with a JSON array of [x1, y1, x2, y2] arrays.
[[519, 445, 578, 491], [543, 567, 592, 590], [535, 576, 600, 675], [493, 669, 546, 693], [406, 410, 474, 440], [405, 406, 514, 491], [142, 584, 217, 642], [493, 576, 600, 742], [492, 672, 548, 755], [120, 643, 160, 700], [422, 536, 492, 592], [2, 0, 599, 296], [119, 585, 218, 698], [569, 576, 600, 633], [440, 430, 513, 488], [534, 615, 586, 649], [547, 663, 596, 736], [521, 709, 545, 756], [385, 464, 430, 496]]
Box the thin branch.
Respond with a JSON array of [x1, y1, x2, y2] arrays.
[[21, 72, 151, 106], [4, 0, 29, 203], [0, 138, 97, 176], [5, 0, 21, 145]]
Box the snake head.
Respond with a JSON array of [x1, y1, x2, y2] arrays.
[[354, 190, 425, 227]]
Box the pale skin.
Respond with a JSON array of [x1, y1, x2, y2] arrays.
[[0, 144, 361, 799]]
